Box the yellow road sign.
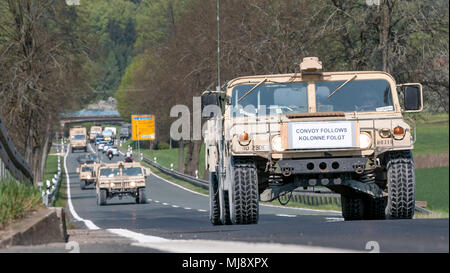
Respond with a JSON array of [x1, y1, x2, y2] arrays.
[[132, 115, 155, 140]]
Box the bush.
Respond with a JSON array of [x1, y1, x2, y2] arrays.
[[0, 178, 43, 229]]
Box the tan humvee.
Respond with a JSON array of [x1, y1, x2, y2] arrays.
[[95, 161, 151, 206], [76, 162, 99, 190], [202, 57, 423, 224], [70, 126, 87, 153]]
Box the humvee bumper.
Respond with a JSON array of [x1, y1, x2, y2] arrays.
[[278, 157, 368, 175]]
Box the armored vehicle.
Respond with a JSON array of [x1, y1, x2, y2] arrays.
[[202, 57, 423, 224], [89, 126, 103, 142], [96, 161, 151, 205], [70, 126, 87, 153], [77, 162, 99, 190]]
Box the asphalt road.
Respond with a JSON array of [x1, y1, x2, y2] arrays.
[[2, 143, 448, 253]]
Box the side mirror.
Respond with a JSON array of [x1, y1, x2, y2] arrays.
[[201, 91, 221, 117], [400, 83, 423, 112]]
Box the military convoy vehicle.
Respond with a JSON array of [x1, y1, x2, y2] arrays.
[[89, 126, 103, 142], [77, 162, 99, 190], [96, 161, 151, 205], [202, 57, 423, 225], [70, 127, 87, 153]]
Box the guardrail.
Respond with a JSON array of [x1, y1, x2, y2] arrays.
[[0, 116, 34, 184], [41, 141, 64, 206], [142, 157, 209, 190]]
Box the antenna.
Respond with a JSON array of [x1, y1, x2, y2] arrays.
[[217, 0, 220, 91]]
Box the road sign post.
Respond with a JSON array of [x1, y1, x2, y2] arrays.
[[132, 115, 156, 158]]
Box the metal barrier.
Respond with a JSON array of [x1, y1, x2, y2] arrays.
[[0, 116, 34, 184], [41, 140, 64, 206]]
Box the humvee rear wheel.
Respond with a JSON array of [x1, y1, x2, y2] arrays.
[[209, 172, 221, 225], [136, 188, 146, 204], [385, 150, 415, 219], [80, 180, 86, 190], [363, 196, 387, 220], [341, 196, 364, 221], [229, 158, 259, 225], [98, 189, 107, 206]]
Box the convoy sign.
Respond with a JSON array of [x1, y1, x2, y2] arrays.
[[288, 121, 356, 149], [132, 115, 155, 140]]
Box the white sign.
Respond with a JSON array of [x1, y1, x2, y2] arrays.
[[288, 121, 356, 149]]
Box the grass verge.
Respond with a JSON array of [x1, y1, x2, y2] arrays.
[[0, 178, 43, 230], [415, 166, 449, 215]]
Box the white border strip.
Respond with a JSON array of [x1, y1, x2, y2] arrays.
[[64, 144, 100, 230]]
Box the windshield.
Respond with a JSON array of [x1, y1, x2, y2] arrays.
[[315, 79, 394, 112], [82, 167, 93, 172], [99, 168, 120, 178], [122, 167, 143, 176], [231, 82, 308, 117], [71, 135, 85, 140]]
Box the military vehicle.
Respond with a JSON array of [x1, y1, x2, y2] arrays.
[[96, 161, 151, 205], [202, 57, 423, 225], [76, 162, 99, 190], [89, 126, 103, 142], [70, 127, 87, 153]]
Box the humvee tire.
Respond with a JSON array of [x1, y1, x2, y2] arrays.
[[385, 150, 415, 219], [341, 196, 364, 221], [209, 172, 221, 225], [80, 180, 86, 190], [364, 196, 387, 220], [98, 189, 107, 206], [229, 158, 259, 225], [137, 188, 146, 204]]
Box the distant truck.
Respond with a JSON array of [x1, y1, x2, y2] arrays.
[[70, 127, 87, 153], [89, 126, 103, 142], [104, 127, 117, 137], [119, 127, 130, 140]]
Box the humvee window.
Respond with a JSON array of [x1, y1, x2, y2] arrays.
[[315, 79, 394, 112], [72, 135, 85, 140], [99, 168, 120, 178], [232, 82, 308, 116], [81, 166, 93, 172], [122, 167, 142, 176]]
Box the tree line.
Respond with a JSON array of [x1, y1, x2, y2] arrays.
[[115, 0, 448, 176], [0, 0, 448, 182]]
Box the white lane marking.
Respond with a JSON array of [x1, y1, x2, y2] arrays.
[[171, 205, 179, 208], [147, 199, 152, 202], [154, 200, 160, 203], [275, 214, 296, 218], [326, 217, 345, 222], [197, 209, 207, 212], [150, 168, 341, 215], [64, 144, 100, 230], [88, 143, 96, 154], [162, 202, 169, 206], [109, 228, 359, 253], [150, 172, 208, 197], [184, 207, 192, 210], [261, 203, 341, 214]]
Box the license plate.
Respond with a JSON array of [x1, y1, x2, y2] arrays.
[[288, 121, 356, 149]]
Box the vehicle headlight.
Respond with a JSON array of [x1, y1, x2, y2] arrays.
[[271, 135, 284, 152], [359, 132, 372, 149], [87, 175, 91, 179], [130, 181, 136, 187]]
